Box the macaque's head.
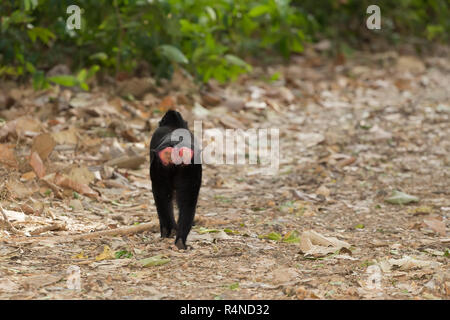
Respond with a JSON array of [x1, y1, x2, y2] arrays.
[[158, 146, 194, 166]]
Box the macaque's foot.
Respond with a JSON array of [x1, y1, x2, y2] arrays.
[[161, 226, 177, 238], [175, 238, 187, 250]]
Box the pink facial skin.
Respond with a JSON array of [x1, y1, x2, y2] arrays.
[[158, 147, 193, 166]]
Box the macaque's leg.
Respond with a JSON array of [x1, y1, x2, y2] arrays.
[[151, 167, 176, 238], [174, 167, 201, 249]]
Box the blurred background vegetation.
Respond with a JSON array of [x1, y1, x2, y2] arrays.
[[0, 0, 448, 89]]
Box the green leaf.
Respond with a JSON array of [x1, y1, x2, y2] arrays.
[[270, 72, 281, 82], [198, 227, 220, 234], [385, 191, 420, 205], [139, 254, 170, 267], [79, 82, 89, 91], [158, 45, 188, 64], [282, 230, 300, 243], [223, 228, 239, 235], [249, 5, 271, 17], [48, 75, 79, 87], [225, 54, 252, 71], [355, 224, 365, 229], [25, 62, 35, 74], [228, 282, 239, 290], [23, 0, 38, 11], [115, 250, 133, 259], [89, 52, 108, 61], [27, 27, 55, 44], [205, 6, 216, 21], [77, 69, 87, 82], [10, 10, 33, 24], [85, 65, 100, 81], [259, 232, 282, 241], [32, 71, 49, 90]]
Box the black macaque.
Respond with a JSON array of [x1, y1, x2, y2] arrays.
[[149, 110, 202, 250]]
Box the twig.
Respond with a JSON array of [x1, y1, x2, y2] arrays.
[[70, 222, 158, 240], [30, 223, 66, 235], [2, 221, 159, 243], [0, 205, 24, 235], [291, 189, 321, 202]]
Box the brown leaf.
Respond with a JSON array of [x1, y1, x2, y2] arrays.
[[6, 180, 35, 199], [158, 96, 176, 111], [116, 77, 155, 99], [15, 117, 42, 137], [396, 56, 426, 74], [201, 92, 222, 107], [51, 127, 78, 145], [0, 144, 17, 168], [105, 155, 146, 170], [22, 274, 62, 290], [299, 230, 350, 257], [29, 151, 46, 178], [423, 217, 446, 236], [121, 129, 139, 142], [223, 96, 245, 111], [54, 172, 99, 199], [20, 171, 36, 181], [315, 185, 330, 198], [0, 120, 18, 141], [66, 166, 96, 185], [0, 279, 20, 293], [31, 133, 56, 161], [219, 114, 245, 130], [336, 156, 356, 168]]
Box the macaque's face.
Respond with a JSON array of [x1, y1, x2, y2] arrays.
[[158, 147, 193, 166]]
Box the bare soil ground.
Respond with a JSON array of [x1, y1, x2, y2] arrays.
[[0, 48, 449, 299]]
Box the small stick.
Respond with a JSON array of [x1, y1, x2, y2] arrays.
[[30, 223, 66, 235], [0, 205, 24, 235], [2, 221, 158, 243]]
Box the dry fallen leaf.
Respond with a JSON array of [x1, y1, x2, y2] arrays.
[[0, 144, 17, 168], [22, 274, 62, 289], [315, 185, 330, 198], [66, 166, 96, 185], [158, 96, 176, 111], [20, 171, 36, 182], [6, 180, 35, 199], [15, 117, 42, 137], [423, 217, 446, 236], [31, 133, 56, 161], [51, 127, 78, 145], [105, 155, 146, 170], [299, 230, 350, 257], [388, 256, 441, 270], [95, 245, 115, 261], [54, 172, 99, 199], [29, 151, 46, 178], [0, 279, 20, 293]]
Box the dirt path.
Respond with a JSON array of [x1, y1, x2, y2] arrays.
[[0, 50, 449, 299]]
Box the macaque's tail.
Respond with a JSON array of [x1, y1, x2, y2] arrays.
[[159, 110, 188, 129]]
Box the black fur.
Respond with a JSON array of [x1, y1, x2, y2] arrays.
[[149, 110, 202, 249]]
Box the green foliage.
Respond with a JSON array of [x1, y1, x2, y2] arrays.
[[0, 0, 448, 87], [0, 0, 310, 85], [293, 0, 449, 46], [34, 65, 99, 90], [115, 250, 133, 259]]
